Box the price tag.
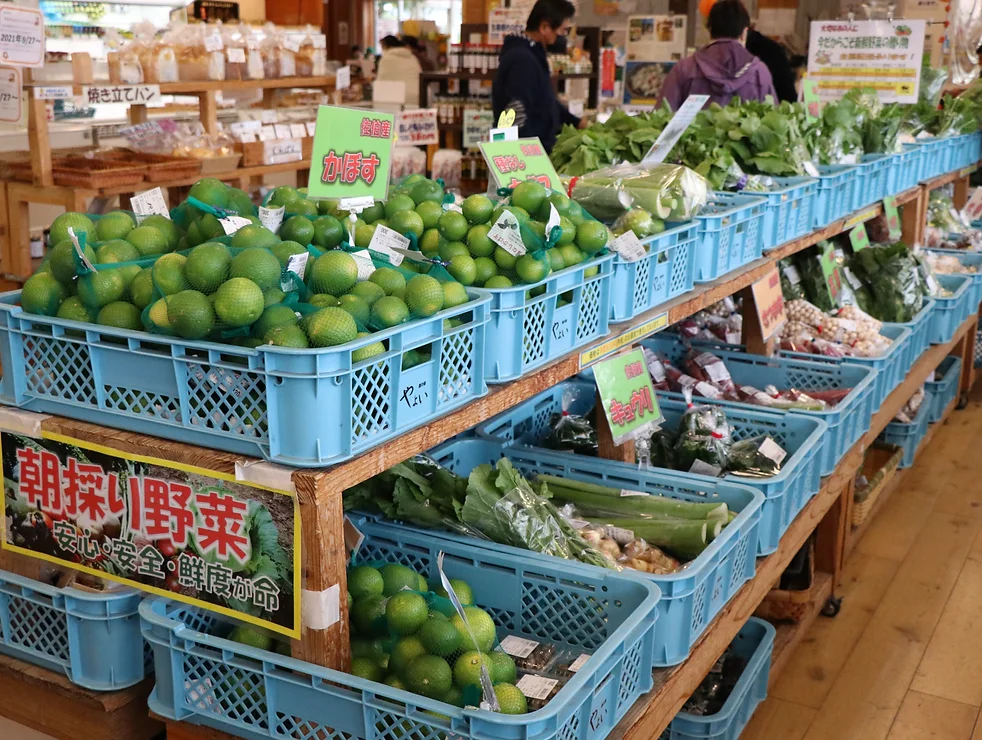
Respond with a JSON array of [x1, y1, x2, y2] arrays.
[[204, 32, 224, 52], [462, 108, 494, 148], [569, 654, 591, 673], [642, 94, 709, 164], [259, 125, 276, 141], [0, 66, 21, 123], [619, 489, 647, 497], [819, 243, 842, 306], [285, 252, 309, 278], [479, 137, 562, 191], [592, 348, 662, 446], [782, 264, 802, 285], [499, 636, 539, 658], [260, 110, 279, 124], [516, 674, 559, 701], [759, 437, 787, 465], [611, 231, 647, 262], [883, 196, 902, 240], [961, 187, 982, 223], [335, 66, 351, 90], [131, 187, 170, 223], [219, 216, 252, 235], [305, 121, 317, 137], [290, 123, 308, 140], [352, 250, 376, 280], [259, 205, 285, 233], [849, 223, 870, 252], [282, 36, 301, 53], [0, 7, 45, 68], [226, 47, 246, 63], [395, 108, 439, 146], [273, 123, 292, 140], [263, 138, 302, 165], [368, 225, 410, 266], [487, 210, 526, 256]]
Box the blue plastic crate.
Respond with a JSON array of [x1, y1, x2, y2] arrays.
[[930, 275, 974, 345], [894, 300, 935, 365], [0, 569, 145, 691], [854, 155, 891, 209], [925, 249, 982, 309], [813, 165, 859, 228], [144, 515, 661, 740], [666, 618, 775, 740], [938, 136, 957, 174], [902, 143, 928, 183], [476, 379, 825, 556], [961, 132, 982, 168], [609, 221, 697, 323], [756, 177, 819, 251], [643, 336, 877, 477], [878, 392, 930, 468], [780, 324, 911, 407], [925, 355, 961, 423], [885, 150, 919, 194], [693, 193, 767, 283], [919, 138, 952, 180], [416, 437, 763, 668], [0, 289, 489, 467], [483, 253, 614, 383]]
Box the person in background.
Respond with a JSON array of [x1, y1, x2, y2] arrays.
[[746, 25, 797, 102], [492, 0, 588, 153], [402, 35, 436, 71], [658, 0, 776, 110], [375, 35, 422, 106]]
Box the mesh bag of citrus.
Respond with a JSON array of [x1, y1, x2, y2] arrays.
[[171, 178, 258, 248], [346, 558, 527, 714]]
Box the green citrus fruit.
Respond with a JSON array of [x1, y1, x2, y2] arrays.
[[309, 293, 339, 308], [351, 594, 388, 637], [438, 211, 469, 242], [350, 657, 383, 682], [405, 655, 453, 699], [390, 636, 427, 678], [350, 280, 386, 305], [230, 247, 281, 291], [461, 194, 494, 224], [472, 257, 497, 286], [228, 626, 273, 651], [185, 242, 232, 293], [279, 215, 315, 246], [96, 301, 142, 331], [493, 247, 518, 271], [384, 194, 416, 218], [230, 224, 279, 250], [438, 240, 470, 262], [189, 178, 229, 210], [352, 335, 386, 362], [371, 296, 410, 329], [48, 240, 96, 283], [487, 650, 517, 685], [21, 273, 67, 316], [338, 294, 371, 326], [516, 254, 550, 284], [548, 249, 566, 272], [49, 212, 94, 246], [420, 228, 442, 256], [447, 255, 477, 286], [450, 607, 496, 652], [557, 244, 584, 268], [436, 579, 474, 606], [484, 275, 513, 288], [224, 187, 254, 217], [96, 239, 140, 265], [309, 251, 358, 296], [167, 290, 215, 339], [147, 297, 172, 331], [416, 201, 443, 230], [312, 216, 345, 249], [510, 181, 548, 216], [139, 215, 182, 251], [152, 253, 190, 295], [369, 267, 407, 298], [442, 281, 470, 308], [126, 226, 170, 256], [252, 304, 298, 339], [418, 618, 461, 657], [265, 324, 309, 348], [386, 592, 429, 636], [95, 211, 136, 242], [213, 277, 264, 327], [575, 220, 609, 253], [466, 225, 494, 258], [55, 296, 95, 323], [303, 306, 358, 347], [266, 185, 300, 208], [354, 223, 377, 248], [453, 651, 492, 690], [380, 563, 421, 596], [556, 216, 577, 246], [76, 269, 125, 309], [360, 201, 385, 224], [494, 683, 528, 714], [388, 210, 426, 240], [409, 179, 444, 206], [405, 274, 444, 317]]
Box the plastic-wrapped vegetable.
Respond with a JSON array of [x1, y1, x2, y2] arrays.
[[543, 386, 598, 456], [673, 389, 731, 475], [569, 517, 682, 574], [726, 435, 786, 478], [565, 162, 711, 222], [779, 258, 805, 301], [847, 243, 927, 323], [794, 249, 836, 311]]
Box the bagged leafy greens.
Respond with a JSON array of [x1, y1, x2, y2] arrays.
[[847, 242, 928, 323], [543, 386, 598, 456], [565, 162, 710, 222], [673, 389, 731, 475], [726, 435, 786, 478]]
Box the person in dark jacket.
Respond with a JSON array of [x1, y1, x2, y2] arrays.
[[658, 0, 776, 110], [492, 0, 586, 152], [746, 27, 796, 102]]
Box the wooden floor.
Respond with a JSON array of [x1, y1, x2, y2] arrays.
[[742, 379, 982, 740]]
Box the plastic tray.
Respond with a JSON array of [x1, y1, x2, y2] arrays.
[[853, 154, 891, 209], [925, 354, 961, 423], [609, 222, 697, 323], [476, 379, 825, 556], [0, 569, 145, 691], [414, 437, 764, 668], [144, 514, 661, 740], [483, 253, 614, 383], [693, 193, 767, 283], [781, 324, 910, 407], [756, 177, 818, 251], [895, 300, 936, 366], [666, 618, 775, 740], [878, 391, 930, 468], [925, 249, 982, 309], [643, 336, 877, 477], [813, 165, 858, 228], [0, 289, 489, 467], [930, 274, 974, 345]]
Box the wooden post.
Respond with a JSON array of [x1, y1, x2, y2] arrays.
[[198, 90, 219, 134], [901, 186, 927, 245], [26, 85, 53, 187], [128, 104, 148, 125], [953, 172, 971, 210], [596, 392, 636, 462], [739, 285, 775, 356]]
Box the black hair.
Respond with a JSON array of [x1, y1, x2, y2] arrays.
[[380, 35, 403, 49], [708, 0, 750, 40], [526, 0, 576, 32], [402, 34, 422, 51]]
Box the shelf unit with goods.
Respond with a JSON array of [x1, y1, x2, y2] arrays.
[[0, 56, 336, 282], [0, 135, 978, 740]]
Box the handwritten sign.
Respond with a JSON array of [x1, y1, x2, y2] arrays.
[[882, 196, 902, 240], [479, 137, 562, 190], [0, 66, 20, 122], [592, 348, 663, 445], [463, 109, 494, 149], [0, 6, 44, 68], [489, 8, 526, 44], [848, 223, 870, 251], [264, 138, 303, 165], [86, 85, 160, 105], [395, 108, 439, 146], [308, 105, 394, 201], [750, 266, 786, 339]]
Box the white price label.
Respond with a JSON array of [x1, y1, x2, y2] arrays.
[[516, 674, 560, 701], [619, 489, 647, 497], [286, 252, 309, 277], [612, 231, 647, 262], [352, 250, 376, 280], [204, 33, 224, 52], [263, 138, 302, 165], [289, 123, 308, 139], [368, 225, 410, 266], [282, 36, 301, 53], [273, 123, 292, 140], [642, 94, 709, 164], [259, 205, 285, 233], [226, 48, 246, 63], [546, 203, 561, 237], [604, 526, 636, 544], [335, 66, 351, 90], [339, 195, 375, 213], [258, 125, 276, 141], [131, 187, 170, 223], [962, 187, 982, 222], [239, 132, 257, 144], [312, 35, 327, 49], [0, 66, 21, 123], [759, 437, 787, 465], [499, 635, 540, 658], [305, 121, 317, 136], [783, 264, 802, 285], [642, 349, 667, 382], [568, 654, 591, 673], [0, 7, 44, 68], [219, 216, 252, 235], [488, 211, 526, 256]]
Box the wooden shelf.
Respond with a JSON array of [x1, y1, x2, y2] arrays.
[[22, 76, 337, 93]]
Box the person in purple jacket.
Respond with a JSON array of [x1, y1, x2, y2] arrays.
[[658, 0, 777, 110]]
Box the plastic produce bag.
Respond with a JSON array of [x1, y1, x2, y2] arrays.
[[726, 435, 786, 478], [565, 162, 710, 222], [562, 510, 690, 569], [779, 258, 805, 301], [673, 389, 731, 475], [543, 385, 598, 456], [847, 243, 927, 323]]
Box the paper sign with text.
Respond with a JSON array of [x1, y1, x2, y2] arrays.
[[264, 138, 302, 165], [0, 66, 20, 123], [848, 223, 870, 251], [131, 188, 170, 223], [750, 266, 786, 339], [592, 348, 663, 445], [0, 430, 300, 637], [308, 105, 394, 201], [0, 6, 44, 68], [642, 94, 709, 163], [395, 108, 439, 146], [86, 85, 160, 106], [463, 108, 494, 148], [961, 188, 982, 223], [882, 196, 902, 240], [479, 137, 562, 191], [335, 66, 351, 90], [820, 242, 843, 306]]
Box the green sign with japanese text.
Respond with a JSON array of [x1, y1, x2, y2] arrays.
[[882, 196, 902, 241], [802, 77, 821, 119], [820, 242, 843, 306], [1, 430, 300, 638], [849, 223, 870, 252], [479, 138, 562, 191], [308, 105, 394, 201], [592, 348, 663, 445]]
